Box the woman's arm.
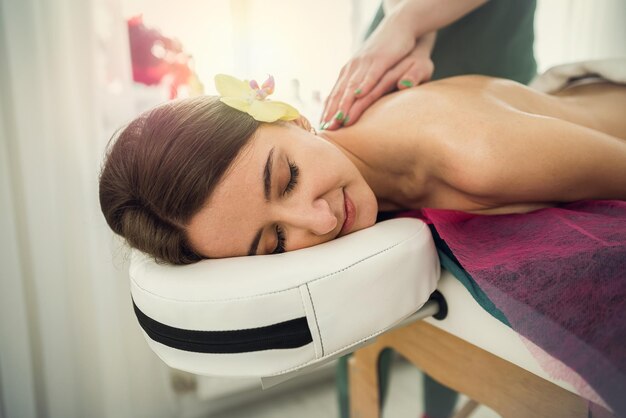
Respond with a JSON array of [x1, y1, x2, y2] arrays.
[[466, 111, 626, 204]]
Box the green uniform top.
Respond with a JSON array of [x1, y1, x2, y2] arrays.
[[365, 0, 537, 84]]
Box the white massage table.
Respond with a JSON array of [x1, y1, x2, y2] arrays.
[[129, 58, 624, 417], [130, 216, 616, 417], [348, 267, 614, 417]]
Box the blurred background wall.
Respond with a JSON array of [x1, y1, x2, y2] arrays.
[[1, 1, 624, 417]]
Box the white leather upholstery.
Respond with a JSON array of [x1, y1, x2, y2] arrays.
[[129, 218, 440, 379]]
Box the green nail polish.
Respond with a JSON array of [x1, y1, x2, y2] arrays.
[[321, 121, 330, 130], [400, 79, 414, 88], [342, 115, 350, 125], [354, 88, 362, 95], [335, 111, 344, 121]]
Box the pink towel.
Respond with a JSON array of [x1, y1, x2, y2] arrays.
[[404, 200, 626, 416]]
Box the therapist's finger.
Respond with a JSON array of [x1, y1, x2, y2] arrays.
[[342, 62, 408, 128], [320, 75, 345, 126], [323, 79, 356, 130], [397, 60, 434, 90], [321, 86, 345, 128], [324, 69, 363, 130], [321, 62, 354, 127], [353, 61, 389, 100], [322, 56, 389, 129], [325, 60, 384, 130], [320, 61, 352, 123]]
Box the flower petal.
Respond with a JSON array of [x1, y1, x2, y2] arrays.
[[214, 74, 252, 98], [219, 97, 250, 113], [273, 101, 300, 120], [261, 75, 275, 94], [248, 100, 300, 122]]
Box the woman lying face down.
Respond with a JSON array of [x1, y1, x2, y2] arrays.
[[185, 119, 379, 258], [98, 96, 379, 264], [99, 74, 626, 264]]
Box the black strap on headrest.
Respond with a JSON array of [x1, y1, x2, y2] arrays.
[[132, 298, 313, 353]]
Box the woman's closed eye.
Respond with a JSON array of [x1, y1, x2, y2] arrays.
[[272, 224, 286, 254], [273, 160, 299, 254], [283, 160, 299, 196]]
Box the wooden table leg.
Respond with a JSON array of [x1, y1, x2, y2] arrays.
[[348, 341, 384, 418], [348, 320, 597, 418]]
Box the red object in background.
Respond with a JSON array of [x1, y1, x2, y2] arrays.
[[127, 15, 193, 99]]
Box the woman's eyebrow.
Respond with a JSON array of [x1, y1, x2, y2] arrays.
[[263, 147, 275, 202], [249, 146, 276, 256]]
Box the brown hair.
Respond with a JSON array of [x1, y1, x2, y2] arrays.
[[98, 95, 260, 265]]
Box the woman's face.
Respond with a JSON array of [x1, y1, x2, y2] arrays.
[[186, 122, 378, 258]]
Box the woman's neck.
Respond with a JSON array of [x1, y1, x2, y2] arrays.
[[318, 129, 430, 210]]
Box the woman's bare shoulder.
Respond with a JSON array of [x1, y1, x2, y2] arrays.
[[336, 77, 504, 208], [342, 76, 626, 213]]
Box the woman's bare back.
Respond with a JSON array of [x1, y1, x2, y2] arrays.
[[329, 75, 626, 215], [479, 76, 626, 140], [429, 76, 626, 214]]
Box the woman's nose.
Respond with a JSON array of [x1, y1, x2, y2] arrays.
[[284, 197, 338, 236]]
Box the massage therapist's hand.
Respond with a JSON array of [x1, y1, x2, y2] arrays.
[[325, 32, 436, 131], [320, 0, 488, 131], [320, 13, 418, 131]]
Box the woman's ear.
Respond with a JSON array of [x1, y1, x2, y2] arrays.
[[289, 115, 314, 133]]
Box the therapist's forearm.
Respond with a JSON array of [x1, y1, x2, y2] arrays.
[[383, 0, 488, 39]]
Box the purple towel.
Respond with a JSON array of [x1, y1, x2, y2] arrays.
[[404, 200, 626, 416]]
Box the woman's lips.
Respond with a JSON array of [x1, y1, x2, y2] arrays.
[[340, 189, 356, 235]]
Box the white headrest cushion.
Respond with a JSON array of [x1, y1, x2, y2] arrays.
[[129, 217, 440, 378]]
